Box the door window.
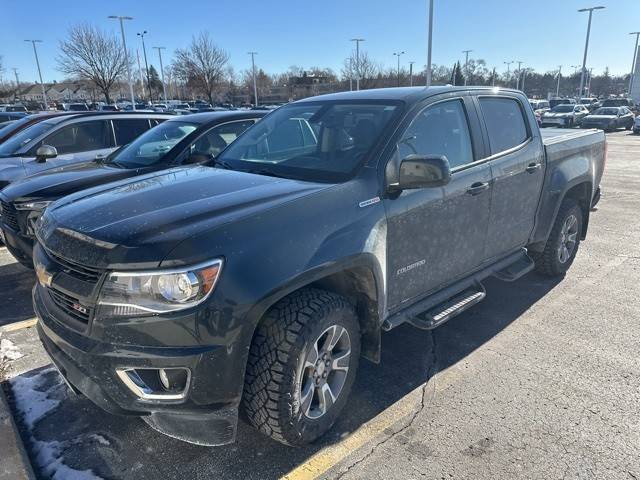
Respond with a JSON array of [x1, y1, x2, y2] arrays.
[[189, 120, 256, 160], [479, 97, 529, 154], [398, 99, 474, 169], [113, 118, 151, 146], [42, 120, 113, 154]]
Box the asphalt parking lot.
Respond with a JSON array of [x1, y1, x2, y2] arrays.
[[1, 130, 639, 480]]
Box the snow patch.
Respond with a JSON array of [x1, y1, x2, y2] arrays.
[[9, 366, 61, 429], [33, 439, 99, 480], [0, 337, 24, 361]]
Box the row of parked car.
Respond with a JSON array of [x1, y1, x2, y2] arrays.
[[529, 97, 638, 132]]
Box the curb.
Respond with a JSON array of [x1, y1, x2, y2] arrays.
[[0, 383, 36, 480]]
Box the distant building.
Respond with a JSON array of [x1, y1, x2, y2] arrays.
[[20, 81, 92, 103]]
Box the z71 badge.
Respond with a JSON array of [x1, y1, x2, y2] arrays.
[[359, 197, 381, 208]]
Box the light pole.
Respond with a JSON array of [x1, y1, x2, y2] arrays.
[[578, 6, 605, 98], [628, 32, 640, 95], [409, 61, 415, 87], [136, 49, 145, 99], [556, 65, 562, 97], [12, 68, 20, 101], [462, 49, 472, 86], [393, 51, 405, 87], [349, 58, 353, 91], [504, 61, 514, 87], [24, 40, 47, 109], [426, 0, 434, 87], [491, 67, 497, 86], [108, 15, 136, 109], [153, 46, 168, 102], [515, 60, 523, 89], [350, 38, 364, 90], [137, 31, 152, 103], [248, 52, 258, 107]]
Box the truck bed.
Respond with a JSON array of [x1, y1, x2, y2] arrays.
[[540, 127, 603, 145]]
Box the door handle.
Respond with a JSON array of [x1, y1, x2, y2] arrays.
[[525, 163, 541, 173], [466, 182, 490, 196]]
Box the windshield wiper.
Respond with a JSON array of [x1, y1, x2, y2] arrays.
[[212, 157, 235, 170], [242, 168, 292, 180]]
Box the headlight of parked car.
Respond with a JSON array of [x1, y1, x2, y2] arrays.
[[14, 201, 52, 236], [97, 259, 223, 316], [14, 200, 52, 211]]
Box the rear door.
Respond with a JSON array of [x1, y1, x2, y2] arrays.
[[477, 95, 545, 260], [385, 96, 492, 308]]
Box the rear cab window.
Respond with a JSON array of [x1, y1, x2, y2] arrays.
[[478, 97, 530, 155]]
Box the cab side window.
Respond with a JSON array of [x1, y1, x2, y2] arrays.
[[479, 97, 528, 154], [42, 120, 113, 154], [398, 99, 474, 169], [190, 120, 256, 160], [113, 118, 151, 146]]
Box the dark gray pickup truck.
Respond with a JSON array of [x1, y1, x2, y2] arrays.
[[32, 86, 606, 447]]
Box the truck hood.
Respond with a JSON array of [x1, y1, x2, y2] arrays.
[[0, 157, 26, 179], [1, 161, 139, 203], [37, 166, 330, 269]]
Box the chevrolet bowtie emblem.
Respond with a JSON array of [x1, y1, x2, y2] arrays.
[[35, 263, 53, 287]]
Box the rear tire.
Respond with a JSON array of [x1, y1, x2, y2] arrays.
[[242, 288, 360, 446], [531, 199, 583, 277]]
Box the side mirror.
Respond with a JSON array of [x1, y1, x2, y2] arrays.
[[392, 155, 451, 191], [35, 145, 58, 163]]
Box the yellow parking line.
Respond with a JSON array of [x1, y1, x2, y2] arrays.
[[0, 318, 38, 333], [281, 384, 426, 480]]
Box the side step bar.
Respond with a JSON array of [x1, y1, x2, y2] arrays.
[[407, 283, 486, 330]]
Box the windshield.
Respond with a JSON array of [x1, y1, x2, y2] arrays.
[[108, 120, 199, 168], [593, 108, 620, 116], [0, 120, 56, 156], [219, 101, 399, 182], [551, 105, 574, 113], [602, 99, 627, 107]]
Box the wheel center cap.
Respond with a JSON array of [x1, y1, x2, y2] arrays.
[[316, 361, 326, 376]]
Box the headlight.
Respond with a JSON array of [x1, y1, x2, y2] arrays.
[[97, 259, 223, 316], [14, 200, 52, 211]]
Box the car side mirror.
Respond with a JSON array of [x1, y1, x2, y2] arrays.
[[391, 155, 451, 191], [35, 145, 57, 163]]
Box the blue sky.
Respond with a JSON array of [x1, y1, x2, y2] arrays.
[[1, 0, 639, 84]]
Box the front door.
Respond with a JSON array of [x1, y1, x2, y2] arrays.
[[384, 98, 492, 309]]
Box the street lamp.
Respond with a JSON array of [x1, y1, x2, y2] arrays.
[[503, 60, 514, 87], [108, 15, 136, 109], [12, 68, 21, 101], [409, 61, 415, 87], [426, 0, 434, 87], [248, 52, 258, 107], [556, 65, 562, 97], [578, 6, 605, 97], [153, 46, 168, 102], [515, 60, 523, 89], [137, 31, 152, 103], [24, 40, 47, 109], [350, 38, 364, 91], [628, 32, 640, 95], [462, 50, 472, 86], [393, 51, 405, 87]]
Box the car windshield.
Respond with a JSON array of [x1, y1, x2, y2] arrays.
[[107, 120, 199, 168], [551, 105, 574, 113], [219, 101, 400, 182], [0, 120, 56, 156], [593, 108, 620, 116]]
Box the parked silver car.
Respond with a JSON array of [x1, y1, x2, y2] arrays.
[[541, 104, 589, 128]]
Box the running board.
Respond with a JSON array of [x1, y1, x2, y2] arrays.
[[492, 251, 535, 282], [407, 284, 486, 330]]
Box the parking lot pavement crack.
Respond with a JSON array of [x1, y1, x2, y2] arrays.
[[333, 330, 439, 479]]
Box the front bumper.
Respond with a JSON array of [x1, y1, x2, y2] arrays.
[[34, 283, 243, 446]]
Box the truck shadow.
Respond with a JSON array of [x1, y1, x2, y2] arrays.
[[0, 256, 35, 326], [10, 272, 562, 480]]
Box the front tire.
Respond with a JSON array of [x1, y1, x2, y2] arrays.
[[531, 199, 583, 277], [242, 288, 360, 446]]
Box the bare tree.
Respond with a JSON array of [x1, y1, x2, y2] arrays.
[[173, 32, 229, 104], [342, 52, 381, 89], [56, 23, 128, 104]]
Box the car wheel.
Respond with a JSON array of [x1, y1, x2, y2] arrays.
[[531, 199, 583, 277], [243, 288, 360, 446]]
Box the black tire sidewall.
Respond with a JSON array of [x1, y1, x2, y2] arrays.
[[547, 202, 583, 275]]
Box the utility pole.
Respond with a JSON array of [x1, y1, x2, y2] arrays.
[[24, 40, 47, 109], [556, 65, 562, 97], [153, 46, 168, 102], [628, 32, 640, 95], [515, 60, 523, 89], [393, 51, 405, 87], [462, 49, 472, 86], [12, 68, 20, 101], [137, 31, 152, 103], [248, 52, 258, 107], [108, 16, 135, 109], [426, 0, 434, 86], [350, 38, 364, 90], [409, 61, 415, 87], [578, 6, 605, 97], [504, 60, 514, 87]]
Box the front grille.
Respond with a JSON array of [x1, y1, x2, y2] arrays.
[[48, 288, 91, 325], [48, 251, 104, 283], [0, 200, 19, 231]]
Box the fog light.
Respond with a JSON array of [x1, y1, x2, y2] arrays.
[[116, 367, 191, 400]]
